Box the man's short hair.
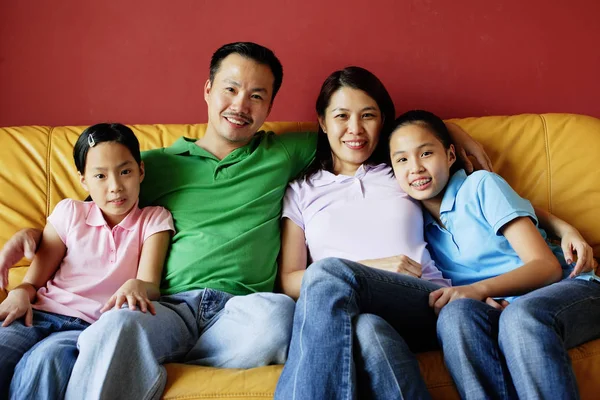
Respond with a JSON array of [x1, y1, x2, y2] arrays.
[[209, 42, 284, 102]]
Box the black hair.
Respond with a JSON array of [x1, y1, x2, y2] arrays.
[[73, 123, 141, 174], [303, 66, 396, 178], [209, 42, 283, 102], [390, 110, 464, 174]]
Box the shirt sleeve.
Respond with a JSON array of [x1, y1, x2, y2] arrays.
[[47, 199, 75, 244], [476, 173, 537, 235], [282, 182, 305, 231], [277, 131, 317, 179], [140, 206, 175, 243]]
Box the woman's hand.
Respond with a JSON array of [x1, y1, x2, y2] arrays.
[[101, 279, 156, 315], [429, 284, 486, 314], [360, 255, 422, 278], [0, 287, 33, 327]]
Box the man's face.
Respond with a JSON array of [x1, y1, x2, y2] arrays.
[[204, 53, 275, 145]]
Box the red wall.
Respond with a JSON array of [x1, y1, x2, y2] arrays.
[[1, 0, 598, 126]]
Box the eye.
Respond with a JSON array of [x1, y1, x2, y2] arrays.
[[395, 157, 408, 163], [121, 169, 132, 176], [362, 113, 376, 119], [421, 151, 433, 157], [334, 113, 348, 120], [225, 87, 235, 93], [94, 174, 105, 179], [250, 94, 263, 100]]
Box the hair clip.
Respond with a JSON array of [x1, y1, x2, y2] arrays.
[[88, 134, 96, 147]]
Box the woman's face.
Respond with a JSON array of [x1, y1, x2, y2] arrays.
[[320, 87, 383, 176]]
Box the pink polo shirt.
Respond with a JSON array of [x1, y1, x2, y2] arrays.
[[283, 163, 450, 287], [32, 199, 174, 323]]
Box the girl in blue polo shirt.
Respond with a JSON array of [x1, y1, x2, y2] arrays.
[[388, 109, 600, 400]]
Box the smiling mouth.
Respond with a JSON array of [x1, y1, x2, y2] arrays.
[[410, 178, 432, 187], [110, 198, 126, 204], [344, 141, 367, 149], [223, 114, 252, 126]]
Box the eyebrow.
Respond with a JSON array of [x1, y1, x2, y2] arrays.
[[331, 106, 379, 113], [90, 160, 133, 171], [391, 142, 436, 156], [224, 79, 268, 93]]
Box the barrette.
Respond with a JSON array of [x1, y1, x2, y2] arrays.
[[88, 134, 96, 147]]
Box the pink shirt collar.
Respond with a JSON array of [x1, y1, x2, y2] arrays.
[[85, 200, 141, 231]]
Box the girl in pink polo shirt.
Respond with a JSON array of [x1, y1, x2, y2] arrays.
[[0, 123, 174, 399]]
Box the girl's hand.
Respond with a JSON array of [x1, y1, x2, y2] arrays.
[[360, 255, 422, 278], [562, 230, 597, 278], [485, 297, 510, 311], [0, 288, 33, 327], [101, 279, 156, 315], [429, 284, 486, 315]]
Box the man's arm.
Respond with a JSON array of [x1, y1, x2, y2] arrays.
[[445, 122, 493, 172]]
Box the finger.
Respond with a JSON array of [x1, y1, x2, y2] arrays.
[[429, 289, 444, 308], [562, 242, 574, 266], [100, 296, 116, 313], [146, 301, 156, 315], [434, 291, 452, 315], [25, 306, 33, 327], [397, 268, 420, 278], [136, 295, 147, 313], [127, 295, 137, 310], [499, 299, 510, 309], [478, 147, 493, 172], [2, 311, 17, 327], [459, 148, 473, 173], [405, 257, 423, 277], [485, 297, 503, 310], [115, 294, 127, 310]]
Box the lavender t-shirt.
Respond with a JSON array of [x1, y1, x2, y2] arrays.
[[283, 163, 450, 287]]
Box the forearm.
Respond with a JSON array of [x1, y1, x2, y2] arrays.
[[472, 259, 562, 298], [279, 270, 305, 300], [12, 282, 37, 302], [534, 207, 576, 238]]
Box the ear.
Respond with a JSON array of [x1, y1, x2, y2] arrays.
[[79, 172, 89, 192], [204, 79, 212, 104], [447, 144, 457, 167], [139, 161, 145, 183], [318, 116, 327, 134]]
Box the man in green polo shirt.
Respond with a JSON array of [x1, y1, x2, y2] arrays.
[[0, 41, 491, 399]]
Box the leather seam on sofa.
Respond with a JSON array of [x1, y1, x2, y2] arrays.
[[540, 114, 553, 214], [45, 126, 53, 218]]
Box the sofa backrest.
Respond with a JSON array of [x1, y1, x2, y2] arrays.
[[0, 115, 598, 278]]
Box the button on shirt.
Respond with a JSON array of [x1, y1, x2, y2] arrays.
[[33, 199, 174, 323], [283, 163, 450, 287]]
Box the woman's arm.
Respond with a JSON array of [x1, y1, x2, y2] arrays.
[[534, 206, 596, 276], [277, 218, 308, 300], [445, 122, 493, 173], [101, 230, 171, 315], [430, 216, 563, 314]]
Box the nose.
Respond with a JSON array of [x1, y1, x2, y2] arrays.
[[231, 93, 250, 114], [347, 115, 365, 136], [108, 174, 123, 193], [409, 158, 424, 173]]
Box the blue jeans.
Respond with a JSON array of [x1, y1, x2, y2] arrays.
[[437, 279, 600, 400], [275, 258, 443, 400], [0, 309, 89, 400], [64, 289, 295, 400]]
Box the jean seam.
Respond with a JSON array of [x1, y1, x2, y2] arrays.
[[368, 318, 404, 399], [485, 309, 509, 400], [341, 281, 356, 400]]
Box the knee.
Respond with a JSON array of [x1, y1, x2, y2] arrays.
[[303, 257, 354, 288], [78, 309, 144, 348], [499, 298, 552, 344], [437, 299, 484, 341]]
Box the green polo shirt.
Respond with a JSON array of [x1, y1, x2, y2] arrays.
[[140, 131, 316, 296]]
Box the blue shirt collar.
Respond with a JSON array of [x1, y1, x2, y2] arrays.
[[424, 169, 467, 226]]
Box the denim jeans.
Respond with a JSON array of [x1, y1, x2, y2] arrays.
[[0, 309, 89, 400], [275, 258, 443, 400], [64, 289, 295, 400], [437, 279, 600, 400]]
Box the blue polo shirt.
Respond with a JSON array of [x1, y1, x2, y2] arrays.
[[424, 170, 598, 294]]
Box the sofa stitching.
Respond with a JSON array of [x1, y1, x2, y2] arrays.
[[46, 126, 53, 218], [162, 394, 274, 399], [540, 114, 552, 213]]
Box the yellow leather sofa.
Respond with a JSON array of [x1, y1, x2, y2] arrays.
[[1, 114, 599, 399]]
